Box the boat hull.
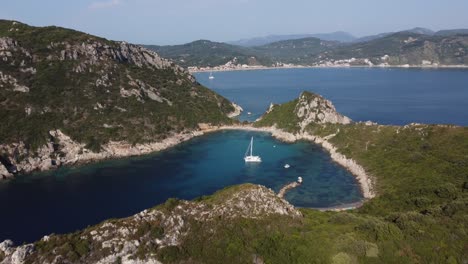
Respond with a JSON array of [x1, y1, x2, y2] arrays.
[[244, 155, 262, 162]]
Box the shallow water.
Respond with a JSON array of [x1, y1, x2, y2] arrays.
[[0, 130, 361, 243]]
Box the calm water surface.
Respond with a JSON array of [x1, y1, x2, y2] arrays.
[[2, 68, 466, 244], [0, 131, 361, 244], [196, 68, 468, 125]]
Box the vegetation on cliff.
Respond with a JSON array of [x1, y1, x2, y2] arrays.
[[0, 20, 235, 154], [1, 92, 466, 263], [254, 92, 468, 263], [150, 32, 468, 67], [144, 40, 272, 68]]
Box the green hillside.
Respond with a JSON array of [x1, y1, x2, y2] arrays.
[[148, 32, 468, 67], [144, 40, 272, 67], [0, 20, 235, 151], [2, 92, 466, 263], [310, 32, 468, 65], [253, 37, 339, 64]]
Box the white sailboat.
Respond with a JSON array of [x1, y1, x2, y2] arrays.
[[244, 137, 262, 162], [208, 72, 215, 79]]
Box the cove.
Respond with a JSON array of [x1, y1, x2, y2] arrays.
[[0, 130, 362, 244]]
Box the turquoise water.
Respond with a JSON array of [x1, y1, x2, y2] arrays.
[[195, 68, 468, 125], [3, 67, 467, 244], [0, 130, 361, 243]]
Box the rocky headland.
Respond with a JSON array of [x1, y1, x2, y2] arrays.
[[0, 20, 236, 179], [0, 184, 301, 264]]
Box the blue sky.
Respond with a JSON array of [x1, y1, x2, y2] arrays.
[[1, 0, 468, 45]]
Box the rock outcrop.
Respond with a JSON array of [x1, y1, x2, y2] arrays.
[[252, 91, 374, 199], [0, 240, 34, 264], [0, 184, 300, 264], [0, 164, 12, 179], [294, 91, 351, 131], [227, 102, 243, 118], [0, 129, 205, 176]]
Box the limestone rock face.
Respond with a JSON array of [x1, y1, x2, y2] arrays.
[[0, 184, 300, 264], [43, 39, 190, 80], [294, 92, 351, 131], [0, 240, 34, 264], [227, 102, 243, 118], [0, 129, 204, 177], [0, 164, 12, 179]]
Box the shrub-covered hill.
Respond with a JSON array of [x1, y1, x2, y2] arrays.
[[147, 32, 468, 68], [0, 20, 236, 168], [144, 40, 272, 68], [309, 32, 468, 66], [254, 91, 468, 262]]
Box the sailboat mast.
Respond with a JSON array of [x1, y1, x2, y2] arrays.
[[250, 137, 253, 156]]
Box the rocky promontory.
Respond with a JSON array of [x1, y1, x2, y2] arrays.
[[0, 184, 301, 264], [254, 91, 375, 198]]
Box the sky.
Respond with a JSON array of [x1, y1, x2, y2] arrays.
[[1, 0, 468, 45]]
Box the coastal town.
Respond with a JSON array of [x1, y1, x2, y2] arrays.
[[187, 56, 467, 73]]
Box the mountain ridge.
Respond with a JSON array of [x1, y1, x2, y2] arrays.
[[228, 31, 356, 47], [148, 29, 468, 69]]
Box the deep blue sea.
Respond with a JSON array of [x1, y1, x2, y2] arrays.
[[195, 68, 468, 125], [1, 68, 467, 244]]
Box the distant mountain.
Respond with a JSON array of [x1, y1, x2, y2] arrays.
[[310, 32, 468, 66], [144, 40, 272, 67], [147, 30, 468, 68], [228, 31, 356, 47], [353, 27, 434, 43], [435, 29, 468, 36], [252, 37, 339, 64], [403, 27, 435, 35], [353, 32, 393, 43]]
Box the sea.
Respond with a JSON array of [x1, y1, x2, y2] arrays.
[[1, 67, 467, 244]]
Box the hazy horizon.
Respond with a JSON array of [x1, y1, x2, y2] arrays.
[[2, 0, 468, 45]]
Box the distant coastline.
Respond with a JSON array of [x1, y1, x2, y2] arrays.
[[189, 64, 468, 73]]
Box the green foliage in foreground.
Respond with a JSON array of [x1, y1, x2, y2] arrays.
[[251, 95, 468, 263]]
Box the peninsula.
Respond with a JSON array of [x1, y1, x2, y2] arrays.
[[1, 92, 467, 264], [0, 20, 467, 264]]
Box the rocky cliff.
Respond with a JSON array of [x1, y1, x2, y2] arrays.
[[0, 20, 236, 179], [255, 91, 351, 132], [293, 92, 351, 130], [0, 184, 301, 264]]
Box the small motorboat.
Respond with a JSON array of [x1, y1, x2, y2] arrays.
[[284, 164, 290, 169]]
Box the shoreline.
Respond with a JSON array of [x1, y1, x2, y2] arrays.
[[189, 64, 468, 73], [200, 124, 375, 201], [1, 123, 374, 211]]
